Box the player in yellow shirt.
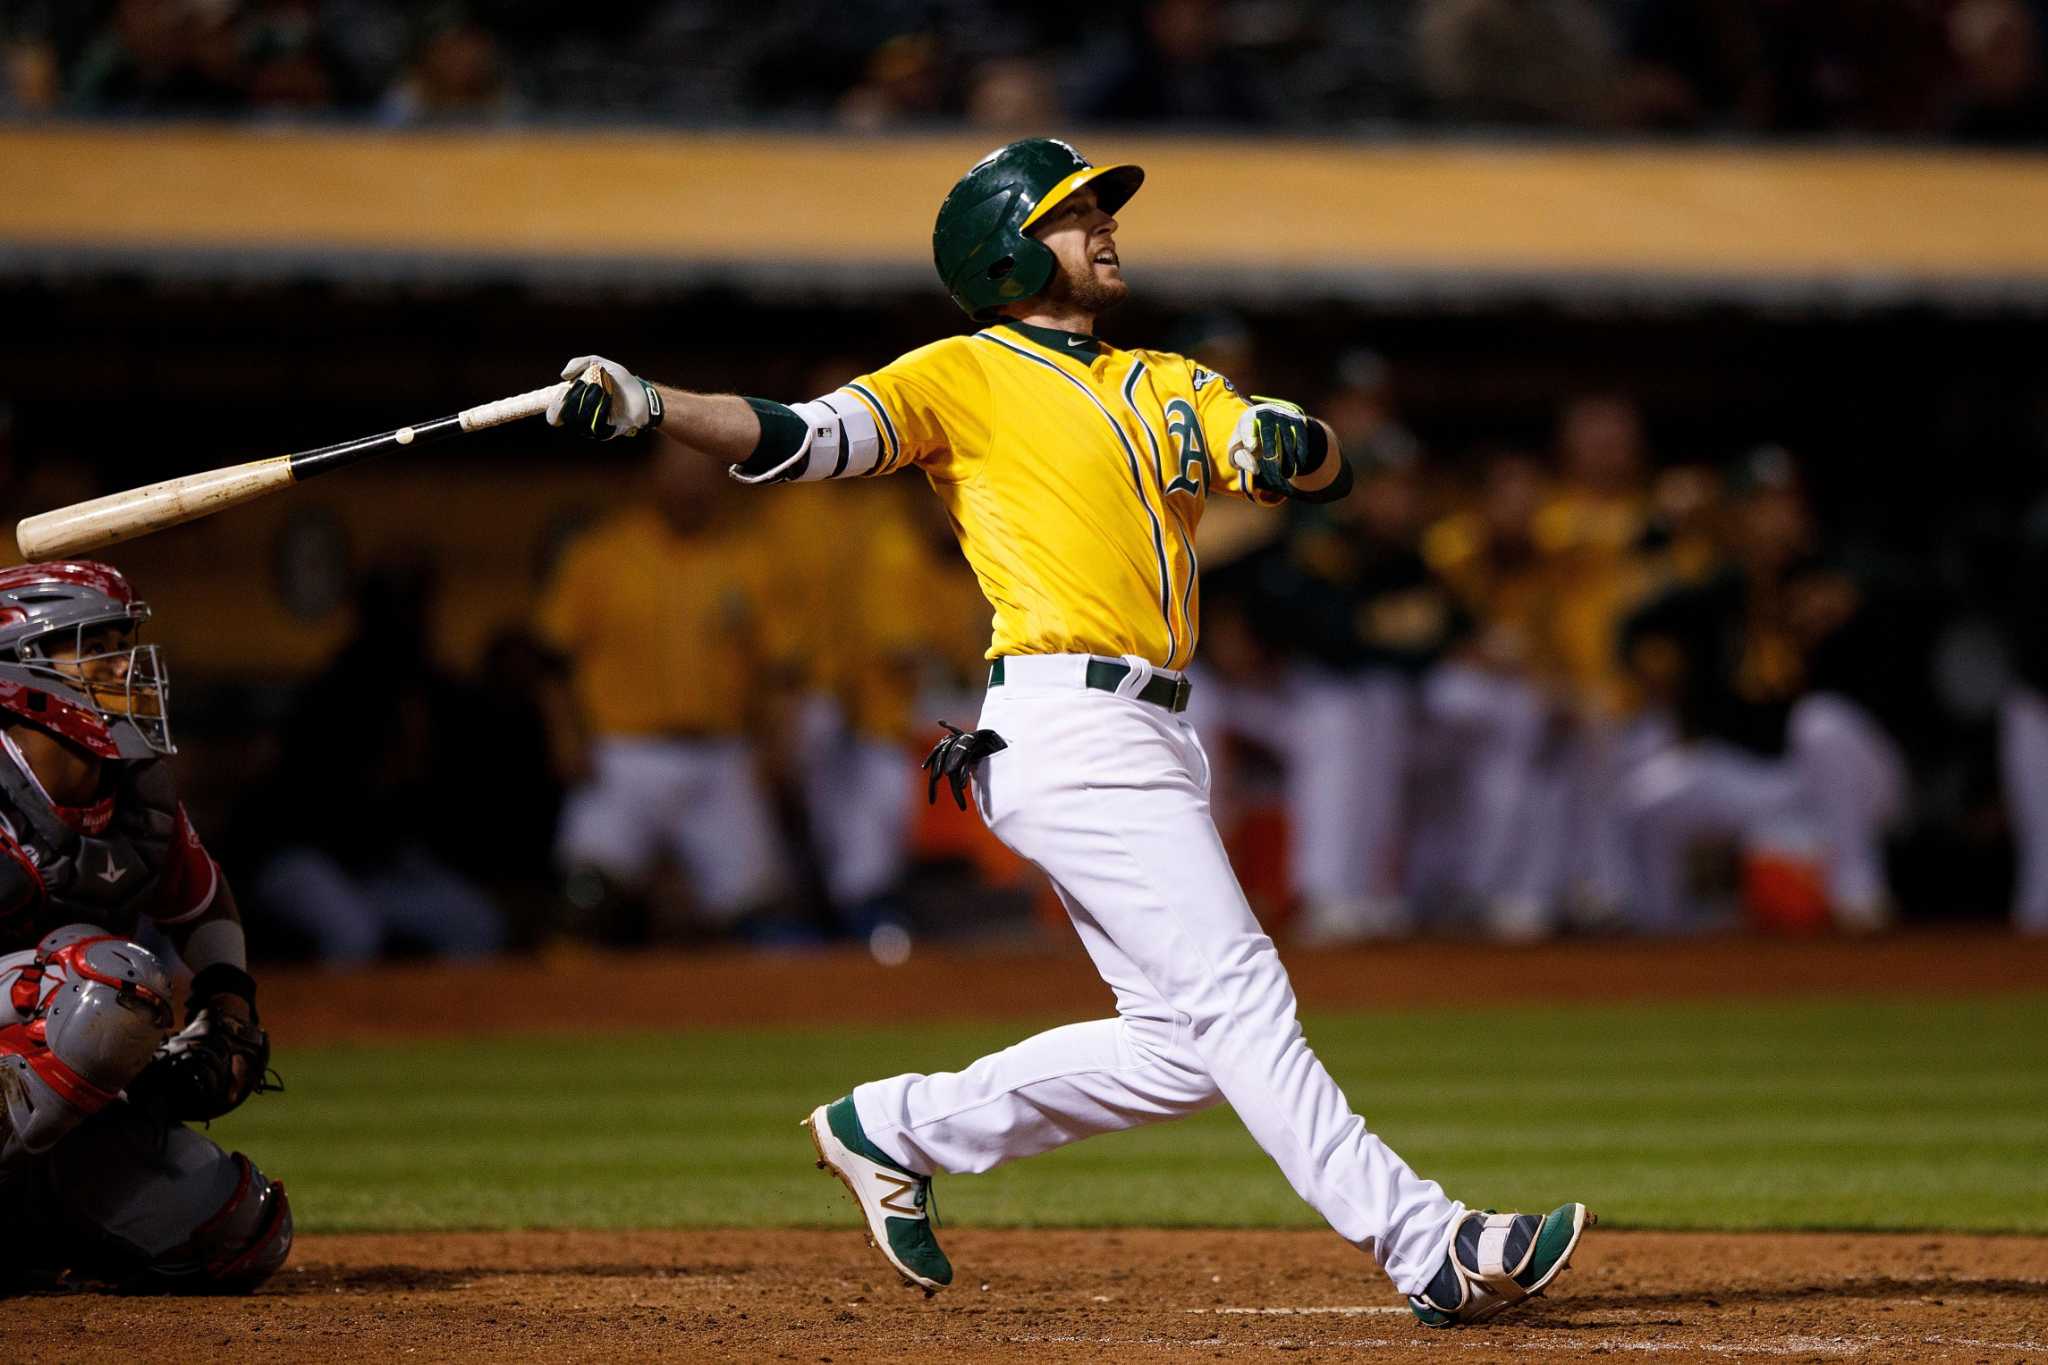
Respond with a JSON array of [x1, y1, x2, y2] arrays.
[[546, 137, 1590, 1327], [534, 442, 790, 940]]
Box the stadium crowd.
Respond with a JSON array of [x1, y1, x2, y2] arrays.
[[5, 0, 2047, 144]]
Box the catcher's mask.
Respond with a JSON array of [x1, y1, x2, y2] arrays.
[[0, 562, 171, 757]]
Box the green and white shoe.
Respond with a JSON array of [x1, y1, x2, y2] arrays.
[[804, 1097, 952, 1294], [1409, 1203, 1593, 1327]]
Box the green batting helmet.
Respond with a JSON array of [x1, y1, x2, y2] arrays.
[[932, 138, 1144, 321]]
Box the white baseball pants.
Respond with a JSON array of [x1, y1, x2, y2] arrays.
[[852, 656, 1462, 1294]]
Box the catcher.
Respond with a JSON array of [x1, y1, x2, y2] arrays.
[[0, 560, 290, 1292]]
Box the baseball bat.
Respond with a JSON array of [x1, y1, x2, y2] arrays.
[[14, 372, 592, 561]]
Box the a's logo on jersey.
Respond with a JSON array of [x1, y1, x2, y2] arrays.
[[1163, 398, 1208, 500]]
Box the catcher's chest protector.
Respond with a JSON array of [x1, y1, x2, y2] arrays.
[[0, 751, 179, 949]]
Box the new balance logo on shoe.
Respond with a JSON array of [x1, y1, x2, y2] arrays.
[[876, 1172, 921, 1216]]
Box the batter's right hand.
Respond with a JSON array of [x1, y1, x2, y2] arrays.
[[547, 355, 665, 440]]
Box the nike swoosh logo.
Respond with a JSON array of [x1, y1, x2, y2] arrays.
[[1067, 337, 1091, 348]]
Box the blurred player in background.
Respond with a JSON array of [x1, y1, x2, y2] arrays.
[[1415, 448, 1571, 937], [1615, 448, 1910, 931], [536, 438, 792, 943], [1199, 420, 1461, 942], [2002, 492, 2048, 935], [548, 136, 1590, 1327], [0, 561, 290, 1291], [251, 558, 507, 965]]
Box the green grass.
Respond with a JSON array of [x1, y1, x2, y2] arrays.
[[212, 996, 2048, 1236]]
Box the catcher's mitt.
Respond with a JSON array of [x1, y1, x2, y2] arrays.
[[132, 964, 279, 1123]]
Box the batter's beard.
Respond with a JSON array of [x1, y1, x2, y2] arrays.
[[1045, 259, 1128, 316]]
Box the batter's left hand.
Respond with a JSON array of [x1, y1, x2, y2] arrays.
[[1227, 398, 1318, 484], [548, 355, 665, 441]]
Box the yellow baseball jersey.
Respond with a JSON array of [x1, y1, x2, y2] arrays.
[[739, 321, 1281, 671], [535, 506, 772, 737]]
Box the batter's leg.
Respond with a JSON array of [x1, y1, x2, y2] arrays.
[[853, 877, 1222, 1176], [972, 692, 1460, 1292]]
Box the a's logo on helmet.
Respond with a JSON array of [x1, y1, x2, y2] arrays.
[[1044, 137, 1087, 166]]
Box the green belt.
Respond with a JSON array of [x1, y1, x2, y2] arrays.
[[987, 657, 1193, 713]]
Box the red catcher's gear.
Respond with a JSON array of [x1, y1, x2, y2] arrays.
[[0, 561, 170, 756]]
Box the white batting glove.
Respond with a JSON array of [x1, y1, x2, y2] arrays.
[[547, 354, 665, 441]]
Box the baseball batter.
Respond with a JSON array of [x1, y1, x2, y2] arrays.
[[548, 138, 1590, 1325]]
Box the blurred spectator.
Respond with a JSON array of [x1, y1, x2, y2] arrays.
[[1415, 0, 1617, 128], [1617, 0, 1949, 136], [378, 7, 516, 125], [241, 0, 343, 113], [16, 0, 2034, 144], [1615, 448, 1909, 932], [1073, 0, 1274, 126], [965, 53, 1063, 131], [1, 25, 59, 113], [534, 439, 792, 944], [836, 31, 947, 132], [1948, 0, 2048, 145], [68, 0, 249, 116], [249, 557, 509, 966], [1614, 0, 1773, 132]]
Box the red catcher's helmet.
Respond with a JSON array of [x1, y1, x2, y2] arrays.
[[0, 562, 171, 757]]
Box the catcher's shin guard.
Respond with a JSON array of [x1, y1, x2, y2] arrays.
[[47, 1117, 293, 1294], [154, 1150, 295, 1293]]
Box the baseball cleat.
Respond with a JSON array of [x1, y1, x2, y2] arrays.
[[1409, 1202, 1594, 1327], [804, 1096, 952, 1294]]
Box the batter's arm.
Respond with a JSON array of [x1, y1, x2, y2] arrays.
[[545, 357, 850, 480], [1289, 419, 1345, 496], [646, 386, 766, 464]]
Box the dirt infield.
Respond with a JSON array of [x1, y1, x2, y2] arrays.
[[5, 1227, 2044, 1362], [258, 926, 2048, 1041], [9, 931, 2041, 1360]]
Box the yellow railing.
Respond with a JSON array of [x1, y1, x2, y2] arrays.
[[7, 125, 2048, 293]]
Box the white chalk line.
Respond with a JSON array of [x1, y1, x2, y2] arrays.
[[1189, 1305, 1411, 1316], [1008, 1328, 2048, 1356]]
